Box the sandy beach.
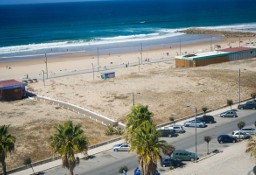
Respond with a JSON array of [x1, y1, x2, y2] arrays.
[[1, 34, 256, 170]]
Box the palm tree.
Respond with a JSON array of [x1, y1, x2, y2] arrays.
[[50, 121, 89, 175], [130, 120, 167, 175], [204, 136, 212, 154], [125, 104, 166, 175], [0, 125, 16, 175]]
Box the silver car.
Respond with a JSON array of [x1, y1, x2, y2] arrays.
[[220, 110, 238, 118], [113, 143, 130, 151], [184, 120, 206, 128], [240, 127, 256, 135], [161, 125, 186, 133]]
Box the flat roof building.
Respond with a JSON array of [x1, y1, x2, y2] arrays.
[[175, 47, 256, 68], [0, 79, 27, 101]]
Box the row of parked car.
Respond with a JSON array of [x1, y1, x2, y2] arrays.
[[114, 100, 256, 174]]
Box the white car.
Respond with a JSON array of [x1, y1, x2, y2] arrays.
[[161, 125, 185, 133], [113, 143, 130, 151], [240, 127, 256, 135], [232, 130, 251, 139]]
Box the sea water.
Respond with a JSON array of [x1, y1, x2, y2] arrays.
[[0, 0, 256, 61]]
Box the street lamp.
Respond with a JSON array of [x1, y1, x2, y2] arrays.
[[238, 68, 241, 104], [42, 70, 45, 86], [194, 107, 198, 162], [187, 105, 198, 162], [132, 92, 140, 106]]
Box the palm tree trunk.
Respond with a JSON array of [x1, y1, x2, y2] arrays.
[[207, 143, 209, 154], [69, 169, 74, 175], [1, 159, 7, 175]]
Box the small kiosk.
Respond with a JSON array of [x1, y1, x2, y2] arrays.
[[101, 72, 115, 80]]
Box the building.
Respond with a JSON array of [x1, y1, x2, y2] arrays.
[[0, 79, 27, 101], [175, 47, 256, 68]]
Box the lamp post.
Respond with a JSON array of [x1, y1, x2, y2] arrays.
[[91, 63, 94, 80], [194, 107, 198, 162], [179, 38, 181, 55], [132, 92, 140, 106], [44, 53, 48, 79], [140, 43, 143, 65], [42, 70, 45, 86], [97, 47, 99, 72], [238, 68, 241, 105]]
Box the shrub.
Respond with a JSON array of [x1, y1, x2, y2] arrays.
[[253, 165, 256, 175], [251, 93, 256, 100], [114, 127, 124, 135], [105, 125, 115, 136], [119, 165, 128, 173], [202, 106, 208, 115], [227, 99, 233, 109]]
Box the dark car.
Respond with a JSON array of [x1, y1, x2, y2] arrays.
[[158, 129, 177, 137], [134, 167, 160, 175], [217, 135, 237, 144], [161, 156, 184, 168], [220, 110, 238, 118], [238, 101, 256, 110], [198, 115, 216, 124]]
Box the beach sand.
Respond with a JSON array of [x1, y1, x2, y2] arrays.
[[1, 36, 256, 170]]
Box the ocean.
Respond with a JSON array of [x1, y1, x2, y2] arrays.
[[0, 0, 256, 61]]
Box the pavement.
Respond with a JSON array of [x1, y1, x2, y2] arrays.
[[10, 101, 255, 175]]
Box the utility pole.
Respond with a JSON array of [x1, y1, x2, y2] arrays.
[[91, 63, 94, 80], [132, 93, 135, 106], [97, 48, 99, 72], [238, 69, 241, 104], [195, 107, 198, 162], [44, 53, 48, 79], [179, 38, 181, 55], [138, 57, 140, 72], [42, 70, 45, 86], [140, 43, 143, 65]]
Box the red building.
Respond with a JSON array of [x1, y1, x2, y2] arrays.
[[0, 80, 27, 101]]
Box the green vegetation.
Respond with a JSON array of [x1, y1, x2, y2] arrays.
[[23, 157, 35, 175], [204, 136, 212, 154], [118, 165, 128, 173], [251, 92, 256, 100], [227, 99, 233, 109], [105, 125, 123, 136], [125, 104, 167, 175], [50, 121, 89, 175], [202, 106, 208, 115], [0, 125, 16, 175]]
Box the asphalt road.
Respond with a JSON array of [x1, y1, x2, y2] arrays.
[[44, 109, 256, 175]]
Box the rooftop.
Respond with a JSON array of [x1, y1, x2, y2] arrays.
[[0, 79, 26, 90], [175, 51, 229, 61], [217, 47, 253, 53]]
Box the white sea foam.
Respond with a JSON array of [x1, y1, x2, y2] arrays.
[[0, 28, 185, 56], [0, 23, 255, 57]]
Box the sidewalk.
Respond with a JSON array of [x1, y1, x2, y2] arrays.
[[10, 102, 247, 175]]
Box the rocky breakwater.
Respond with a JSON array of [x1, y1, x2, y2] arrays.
[[178, 28, 256, 38]]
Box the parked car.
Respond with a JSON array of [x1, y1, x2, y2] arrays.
[[184, 120, 206, 128], [232, 130, 251, 139], [158, 129, 177, 137], [134, 167, 160, 175], [220, 110, 238, 118], [161, 156, 184, 168], [217, 135, 237, 144], [240, 127, 256, 135], [113, 143, 130, 151], [198, 115, 216, 124], [171, 150, 199, 161], [161, 125, 185, 133], [238, 101, 256, 110]]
